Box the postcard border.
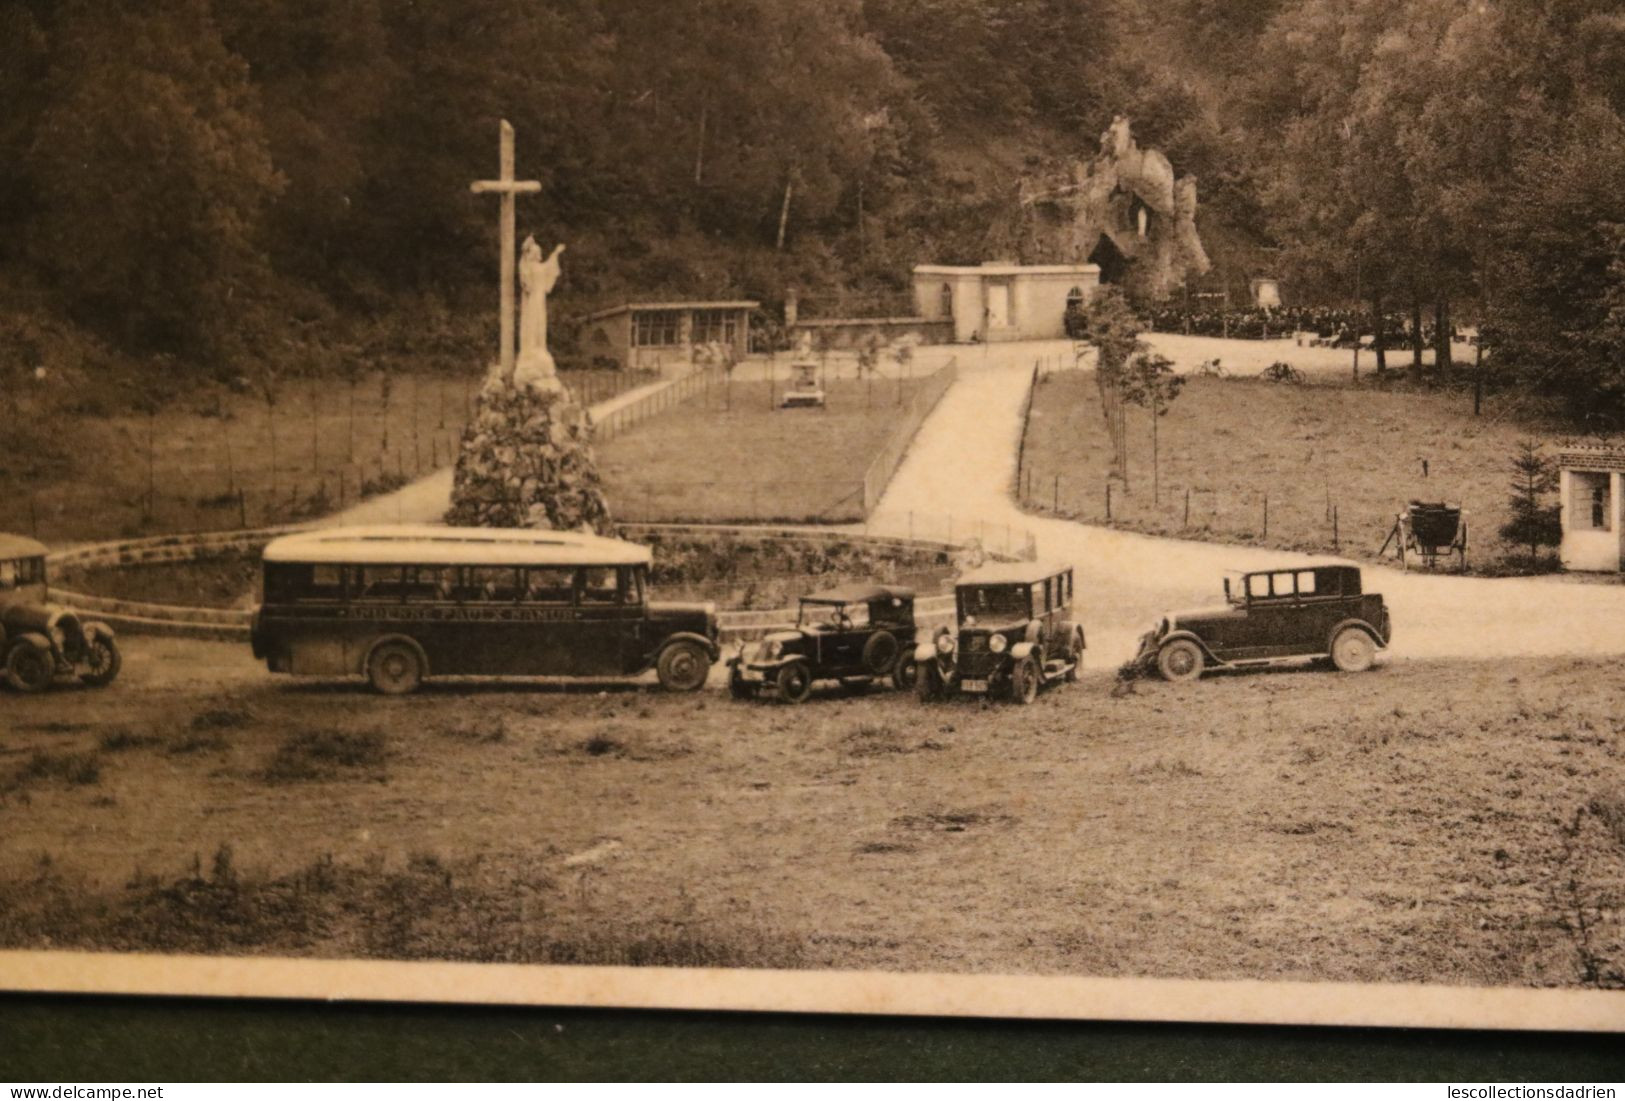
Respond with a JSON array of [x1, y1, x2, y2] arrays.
[[2, 952, 1620, 1033]]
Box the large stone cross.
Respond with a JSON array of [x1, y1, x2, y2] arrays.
[[470, 119, 541, 379]]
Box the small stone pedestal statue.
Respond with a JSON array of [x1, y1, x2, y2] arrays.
[[448, 123, 611, 533]]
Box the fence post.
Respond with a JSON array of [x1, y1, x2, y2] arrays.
[[1263, 493, 1269, 539], [29, 490, 38, 537], [1053, 474, 1059, 513], [1333, 505, 1340, 552], [1106, 482, 1113, 521], [238, 489, 247, 529]]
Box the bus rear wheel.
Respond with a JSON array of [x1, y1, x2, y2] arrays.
[[367, 641, 424, 696]]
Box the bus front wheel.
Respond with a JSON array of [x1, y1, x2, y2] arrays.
[[367, 641, 424, 696]]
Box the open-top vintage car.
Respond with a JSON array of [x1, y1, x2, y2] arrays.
[[727, 584, 917, 703], [1134, 563, 1391, 682], [915, 562, 1084, 705], [0, 533, 122, 692]]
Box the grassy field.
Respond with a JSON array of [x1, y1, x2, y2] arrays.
[[1, 368, 653, 544], [595, 377, 924, 524], [1, 637, 1619, 987], [1020, 372, 1568, 570]]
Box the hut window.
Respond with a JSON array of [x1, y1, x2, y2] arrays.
[[1573, 471, 1612, 531], [632, 311, 682, 347]]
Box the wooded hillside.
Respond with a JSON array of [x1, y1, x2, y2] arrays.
[[3, 0, 1625, 424]]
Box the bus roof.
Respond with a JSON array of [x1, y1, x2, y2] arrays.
[[0, 533, 49, 560], [262, 525, 653, 567]]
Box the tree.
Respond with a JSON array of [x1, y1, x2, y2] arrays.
[[1065, 286, 1143, 487], [1498, 442, 1562, 568], [24, 0, 283, 366], [1119, 352, 1184, 502]]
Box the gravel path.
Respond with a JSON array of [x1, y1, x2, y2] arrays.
[[866, 350, 1625, 667]]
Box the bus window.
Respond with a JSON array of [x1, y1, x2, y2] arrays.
[[623, 567, 645, 605], [0, 560, 17, 589], [403, 566, 455, 602], [523, 566, 576, 604], [458, 566, 520, 602], [581, 566, 620, 604], [357, 566, 408, 601], [266, 563, 343, 602]]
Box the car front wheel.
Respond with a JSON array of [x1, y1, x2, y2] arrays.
[[1157, 639, 1204, 683], [1008, 656, 1040, 704], [892, 654, 918, 691], [80, 636, 121, 688], [1330, 628, 1376, 673], [6, 643, 55, 693], [727, 667, 756, 701], [657, 640, 712, 692], [775, 661, 813, 704]]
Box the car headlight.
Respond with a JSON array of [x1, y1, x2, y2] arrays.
[[936, 634, 955, 655], [989, 633, 1008, 654], [764, 640, 782, 659]]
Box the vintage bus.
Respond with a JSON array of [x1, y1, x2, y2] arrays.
[[250, 525, 720, 694]]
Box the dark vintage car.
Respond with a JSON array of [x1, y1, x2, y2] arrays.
[[251, 525, 720, 694], [1134, 563, 1392, 681], [0, 533, 122, 692], [727, 584, 917, 703], [915, 562, 1085, 704]]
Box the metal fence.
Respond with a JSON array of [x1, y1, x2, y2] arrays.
[[591, 368, 725, 442]]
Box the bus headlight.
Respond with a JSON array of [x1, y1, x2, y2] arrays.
[[935, 634, 955, 655], [989, 633, 1008, 654]]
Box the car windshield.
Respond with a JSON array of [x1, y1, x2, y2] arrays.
[[0, 557, 44, 590], [960, 585, 1029, 620], [798, 601, 865, 629]]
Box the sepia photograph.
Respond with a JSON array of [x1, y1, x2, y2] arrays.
[[1, 0, 1622, 1037]]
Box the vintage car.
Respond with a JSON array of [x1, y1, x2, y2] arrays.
[[1134, 563, 1392, 681], [727, 584, 918, 703], [915, 562, 1084, 704], [251, 525, 721, 694], [0, 533, 122, 692]]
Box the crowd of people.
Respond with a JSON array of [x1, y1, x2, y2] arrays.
[[1143, 304, 1465, 347]]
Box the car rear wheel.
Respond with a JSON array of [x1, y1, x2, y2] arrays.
[[5, 642, 55, 693], [776, 661, 813, 704], [79, 636, 121, 688], [657, 640, 712, 692], [367, 641, 423, 696], [1157, 639, 1204, 683], [1008, 656, 1040, 705], [1330, 628, 1376, 673], [891, 654, 918, 691], [861, 631, 899, 675]]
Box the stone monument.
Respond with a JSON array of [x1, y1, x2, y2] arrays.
[[446, 121, 612, 534], [1017, 116, 1211, 300]]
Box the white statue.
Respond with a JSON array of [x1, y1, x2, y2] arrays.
[[514, 236, 566, 389]]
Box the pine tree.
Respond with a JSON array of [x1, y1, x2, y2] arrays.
[[1499, 441, 1562, 568]]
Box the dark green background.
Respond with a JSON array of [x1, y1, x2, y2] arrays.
[[2, 995, 1623, 1081]]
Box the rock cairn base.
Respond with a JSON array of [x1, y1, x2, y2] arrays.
[[445, 377, 613, 534]]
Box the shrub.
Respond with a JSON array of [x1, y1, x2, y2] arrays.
[[259, 729, 389, 784]]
